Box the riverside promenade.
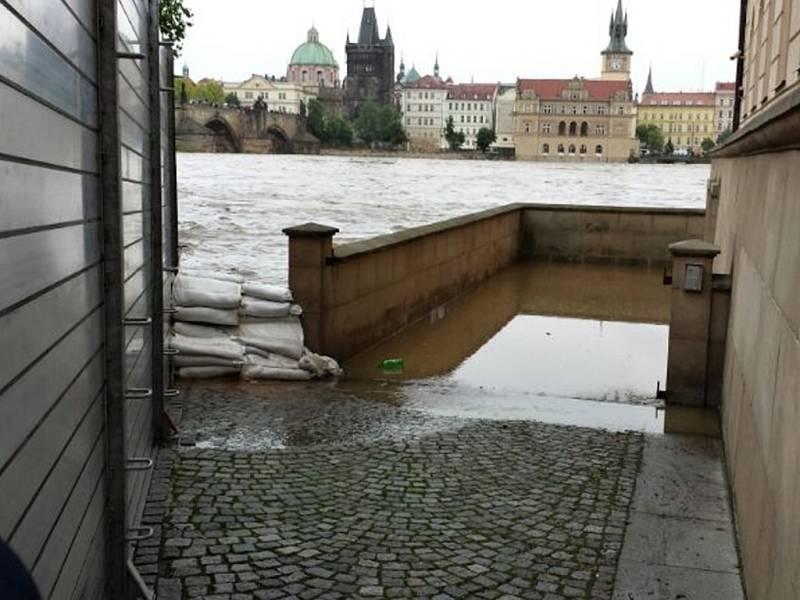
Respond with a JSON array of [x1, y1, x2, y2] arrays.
[[135, 380, 742, 600]]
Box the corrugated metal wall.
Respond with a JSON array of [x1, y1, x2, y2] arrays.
[[0, 0, 177, 596]]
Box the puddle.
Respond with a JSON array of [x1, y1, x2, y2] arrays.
[[344, 261, 670, 433]]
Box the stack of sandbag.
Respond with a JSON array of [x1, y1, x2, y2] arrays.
[[168, 271, 342, 381], [173, 273, 242, 327]]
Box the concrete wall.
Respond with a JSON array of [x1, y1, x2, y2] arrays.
[[288, 203, 705, 361], [522, 205, 706, 267], [323, 207, 523, 359], [710, 151, 800, 600]]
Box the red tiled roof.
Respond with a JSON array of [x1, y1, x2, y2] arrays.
[[447, 83, 497, 100], [406, 75, 449, 89], [517, 78, 629, 101], [640, 92, 715, 106], [715, 81, 735, 91]]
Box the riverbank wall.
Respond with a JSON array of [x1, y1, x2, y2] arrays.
[[708, 86, 800, 599], [285, 203, 705, 360]]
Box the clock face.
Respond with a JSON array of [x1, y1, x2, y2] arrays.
[[611, 58, 622, 71]]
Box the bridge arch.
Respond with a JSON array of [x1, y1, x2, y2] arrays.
[[204, 117, 240, 153], [265, 125, 291, 154]]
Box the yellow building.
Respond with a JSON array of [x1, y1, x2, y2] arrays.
[[514, 0, 638, 162], [638, 92, 716, 154]]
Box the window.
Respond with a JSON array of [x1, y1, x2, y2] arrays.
[[542, 143, 550, 154], [449, 103, 453, 110], [579, 144, 587, 154], [302, 71, 308, 82], [558, 121, 566, 135], [559, 104, 566, 114], [460, 115, 464, 123], [557, 144, 564, 154], [542, 123, 551, 133], [595, 145, 603, 154], [245, 91, 253, 99], [618, 106, 624, 115], [543, 104, 553, 114], [569, 121, 577, 136], [582, 105, 589, 114], [595, 125, 605, 136], [580, 122, 588, 137], [598, 105, 606, 115], [570, 105, 578, 115], [568, 144, 576, 154], [524, 122, 531, 133]]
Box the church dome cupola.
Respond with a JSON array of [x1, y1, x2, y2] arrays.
[[287, 24, 340, 88]]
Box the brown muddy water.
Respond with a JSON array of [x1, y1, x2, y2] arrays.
[[344, 261, 670, 433]]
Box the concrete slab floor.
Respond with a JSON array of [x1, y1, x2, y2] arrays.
[[612, 434, 745, 600]]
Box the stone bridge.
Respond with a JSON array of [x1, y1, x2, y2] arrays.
[[175, 105, 320, 154]]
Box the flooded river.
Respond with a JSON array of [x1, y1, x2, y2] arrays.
[[177, 153, 709, 283]]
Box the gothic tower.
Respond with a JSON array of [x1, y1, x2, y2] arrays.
[[601, 0, 632, 81], [344, 4, 395, 118]]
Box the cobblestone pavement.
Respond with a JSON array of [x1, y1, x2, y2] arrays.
[[136, 384, 643, 600]]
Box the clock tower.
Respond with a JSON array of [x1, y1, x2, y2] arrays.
[[601, 0, 632, 81]]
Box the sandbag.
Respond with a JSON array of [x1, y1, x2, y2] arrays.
[[243, 345, 272, 359], [240, 297, 291, 319], [245, 352, 300, 370], [242, 283, 293, 303], [174, 355, 244, 368], [299, 351, 343, 378], [174, 274, 242, 309], [234, 317, 304, 359], [179, 269, 245, 283], [178, 366, 241, 379], [173, 322, 231, 339], [170, 334, 245, 361], [174, 306, 239, 327]]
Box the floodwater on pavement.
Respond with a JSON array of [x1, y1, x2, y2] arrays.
[[178, 262, 670, 451], [177, 153, 709, 283]]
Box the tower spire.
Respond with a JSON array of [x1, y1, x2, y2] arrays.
[[434, 51, 440, 78], [644, 65, 654, 94]]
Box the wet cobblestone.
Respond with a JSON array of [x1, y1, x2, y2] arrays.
[[137, 386, 642, 599]]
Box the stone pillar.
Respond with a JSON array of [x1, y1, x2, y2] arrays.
[[666, 239, 721, 409], [283, 223, 338, 354]]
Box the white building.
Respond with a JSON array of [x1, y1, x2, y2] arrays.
[[400, 74, 448, 151], [714, 81, 735, 137], [223, 75, 316, 114], [493, 84, 516, 149], [443, 83, 497, 149]]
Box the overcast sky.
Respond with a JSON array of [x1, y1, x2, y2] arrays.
[[180, 0, 739, 94]]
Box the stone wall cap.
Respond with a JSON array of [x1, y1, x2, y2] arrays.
[[283, 223, 340, 238], [669, 239, 721, 257]]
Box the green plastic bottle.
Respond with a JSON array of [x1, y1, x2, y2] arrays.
[[379, 358, 405, 372]]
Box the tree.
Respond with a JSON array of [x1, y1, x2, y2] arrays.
[[444, 116, 465, 151], [224, 92, 240, 107], [299, 99, 307, 119], [377, 105, 407, 145], [700, 138, 716, 153], [307, 99, 328, 143], [664, 138, 674, 155], [326, 114, 353, 147], [636, 124, 665, 153], [160, 0, 193, 55], [194, 80, 224, 105], [354, 99, 381, 144], [476, 128, 497, 152]]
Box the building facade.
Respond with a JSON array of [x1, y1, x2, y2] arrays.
[[514, 78, 637, 161], [400, 74, 448, 151], [222, 75, 315, 113], [444, 84, 497, 150], [494, 84, 517, 150], [513, 1, 637, 162], [287, 26, 340, 89], [344, 6, 395, 118], [638, 92, 716, 153], [714, 81, 735, 137]]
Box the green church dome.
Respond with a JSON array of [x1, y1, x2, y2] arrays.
[[290, 27, 338, 67], [405, 66, 420, 83]]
